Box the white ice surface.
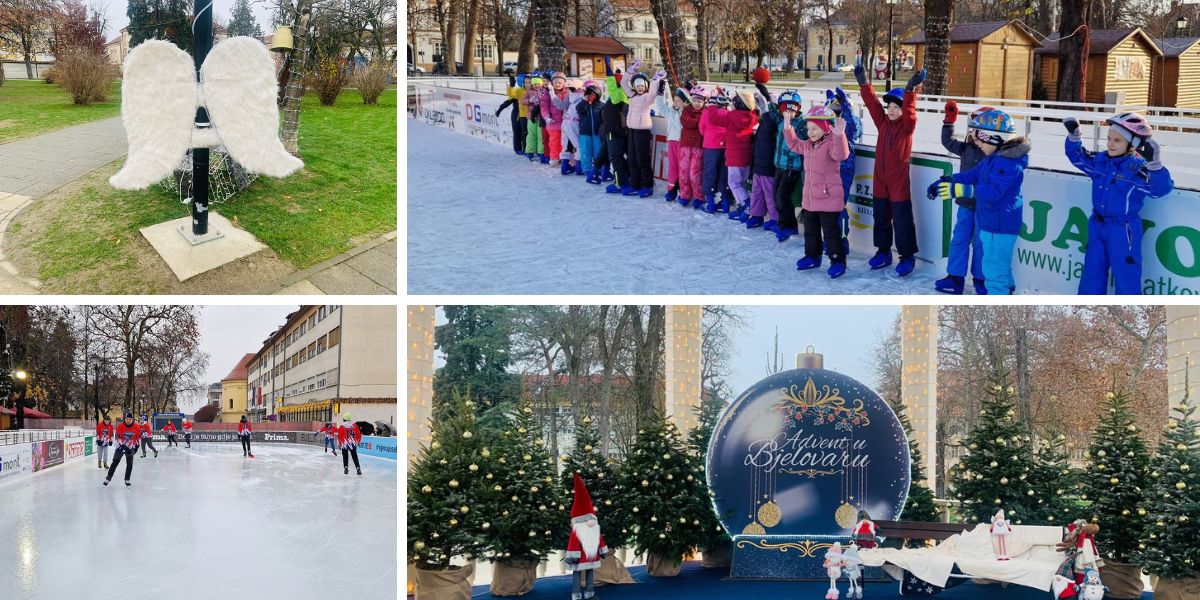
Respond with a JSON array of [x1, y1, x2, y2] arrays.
[[0, 443, 396, 600], [406, 118, 940, 295]]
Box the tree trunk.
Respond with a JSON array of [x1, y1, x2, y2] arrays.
[[630, 306, 666, 425], [462, 0, 481, 74], [533, 0, 567, 72], [541, 345, 559, 467], [696, 1, 710, 78], [1016, 314, 1033, 432], [575, 0, 581, 35], [1056, 0, 1089, 103], [826, 21, 834, 72], [598, 306, 633, 457], [445, 1, 460, 73], [649, 0, 696, 83], [922, 0, 954, 94], [518, 9, 536, 72]]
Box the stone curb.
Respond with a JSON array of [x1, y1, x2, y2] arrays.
[[252, 230, 398, 295]]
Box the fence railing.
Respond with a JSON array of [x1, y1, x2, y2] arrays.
[[0, 429, 89, 446]]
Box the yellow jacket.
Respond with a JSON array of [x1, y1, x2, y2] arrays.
[[508, 86, 528, 118]]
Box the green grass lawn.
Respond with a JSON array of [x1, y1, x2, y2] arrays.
[[9, 88, 397, 292], [0, 79, 122, 144]]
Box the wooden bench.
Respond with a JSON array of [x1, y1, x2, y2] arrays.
[[875, 520, 973, 544]]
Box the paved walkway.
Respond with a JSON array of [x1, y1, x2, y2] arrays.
[[257, 231, 398, 295], [0, 117, 127, 198]]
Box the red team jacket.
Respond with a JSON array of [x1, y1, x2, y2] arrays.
[[140, 423, 152, 438], [182, 423, 193, 434], [96, 422, 113, 446], [337, 423, 361, 449], [319, 425, 335, 439], [115, 423, 141, 450], [163, 423, 176, 435], [238, 422, 252, 436]]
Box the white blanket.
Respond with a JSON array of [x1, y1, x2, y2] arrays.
[[859, 524, 1065, 591]]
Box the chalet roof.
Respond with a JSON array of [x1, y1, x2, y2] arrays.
[[1036, 28, 1162, 56], [904, 20, 1042, 47], [564, 36, 630, 55], [1155, 36, 1200, 58]]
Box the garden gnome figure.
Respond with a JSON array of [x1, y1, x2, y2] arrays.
[[843, 543, 864, 599], [564, 472, 607, 600], [852, 510, 878, 548], [824, 542, 845, 600], [990, 509, 1011, 560]]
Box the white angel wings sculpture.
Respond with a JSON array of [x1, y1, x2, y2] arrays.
[[110, 36, 303, 191]]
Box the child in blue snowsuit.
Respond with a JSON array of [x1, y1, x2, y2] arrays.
[[577, 80, 605, 183], [930, 109, 1029, 295], [824, 87, 861, 257], [934, 101, 991, 295], [1062, 112, 1174, 294]]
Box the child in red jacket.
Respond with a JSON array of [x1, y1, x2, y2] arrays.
[[105, 413, 141, 487], [238, 415, 254, 457], [677, 86, 708, 208], [784, 105, 851, 279], [319, 422, 338, 456], [139, 416, 157, 458], [182, 418, 193, 448], [709, 89, 760, 225], [96, 416, 113, 469], [854, 60, 926, 277], [337, 413, 362, 476], [162, 421, 178, 447]]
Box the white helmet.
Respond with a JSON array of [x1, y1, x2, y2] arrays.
[[182, 418, 188, 423]]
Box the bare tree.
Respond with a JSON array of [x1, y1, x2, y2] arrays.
[[649, 0, 696, 82], [90, 306, 199, 413], [1056, 0, 1090, 103], [628, 305, 666, 425], [0, 0, 56, 79], [596, 306, 632, 456], [532, 0, 566, 71]]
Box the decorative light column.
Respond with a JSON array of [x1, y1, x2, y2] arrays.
[[407, 305, 435, 468], [664, 305, 703, 433], [901, 305, 938, 489], [1166, 305, 1200, 422]]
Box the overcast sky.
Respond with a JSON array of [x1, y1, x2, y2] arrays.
[[102, 0, 277, 41], [182, 304, 299, 413]]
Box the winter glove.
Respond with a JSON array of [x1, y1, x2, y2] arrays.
[[954, 197, 977, 210], [684, 79, 696, 91], [630, 59, 643, 73], [494, 107, 502, 117], [658, 79, 667, 95], [546, 116, 554, 124], [756, 82, 772, 101], [1138, 138, 1163, 169], [938, 181, 974, 202], [1063, 117, 1082, 142], [508, 74, 516, 87], [905, 68, 926, 92], [943, 100, 958, 125], [654, 70, 667, 80], [926, 181, 941, 201], [835, 87, 851, 110], [853, 58, 867, 87], [604, 56, 613, 76]]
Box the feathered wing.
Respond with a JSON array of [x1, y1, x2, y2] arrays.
[[201, 37, 303, 177], [110, 40, 199, 190]]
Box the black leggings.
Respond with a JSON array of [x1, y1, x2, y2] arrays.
[[628, 129, 654, 189], [184, 433, 191, 445], [240, 436, 252, 454], [167, 434, 177, 447], [774, 169, 802, 230], [803, 210, 846, 263], [342, 448, 360, 469], [107, 446, 136, 482], [141, 438, 156, 454]]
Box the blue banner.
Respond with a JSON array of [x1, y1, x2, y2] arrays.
[[356, 436, 398, 460]]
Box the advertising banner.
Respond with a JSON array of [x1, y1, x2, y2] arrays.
[[31, 440, 64, 472], [0, 445, 33, 485], [411, 85, 512, 148], [64, 437, 87, 462], [85, 435, 94, 457], [153, 431, 299, 443], [357, 436, 398, 460]]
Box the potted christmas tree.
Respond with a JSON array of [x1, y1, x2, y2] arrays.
[[407, 390, 495, 600], [1136, 395, 1200, 600], [884, 398, 940, 547], [559, 414, 634, 585], [1026, 407, 1081, 526], [482, 401, 561, 596], [687, 393, 732, 566], [612, 413, 708, 577], [1080, 389, 1150, 599]]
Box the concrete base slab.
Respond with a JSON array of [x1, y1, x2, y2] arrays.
[[176, 223, 226, 246], [140, 213, 266, 281]]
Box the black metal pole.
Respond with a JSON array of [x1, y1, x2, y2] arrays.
[[193, 0, 214, 236]]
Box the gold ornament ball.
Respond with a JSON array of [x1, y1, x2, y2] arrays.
[[679, 518, 687, 524], [651, 516, 658, 522], [523, 454, 532, 461], [1048, 516, 1055, 522], [449, 519, 458, 526], [1127, 425, 1137, 432], [1007, 386, 1014, 394], [535, 440, 544, 447], [633, 507, 640, 513], [667, 474, 674, 480], [1003, 416, 1011, 422], [1111, 477, 1119, 485], [461, 506, 470, 514], [1182, 464, 1190, 471], [1178, 482, 1187, 490], [518, 428, 527, 434], [531, 486, 539, 492], [499, 458, 507, 465], [481, 448, 490, 458], [995, 499, 1002, 505], [539, 505, 547, 511], [687, 475, 694, 482], [990, 461, 999, 468], [529, 531, 537, 538], [523, 407, 532, 414], [1182, 515, 1190, 523], [431, 441, 442, 450], [597, 472, 605, 479], [1169, 421, 1179, 430], [1106, 392, 1115, 400], [486, 473, 494, 480], [494, 485, 502, 491], [431, 532, 439, 539], [462, 431, 472, 439], [1001, 477, 1009, 485], [1138, 508, 1147, 516], [1098, 450, 1107, 457], [663, 454, 671, 460], [448, 480, 459, 489], [545, 476, 553, 483], [414, 540, 425, 550], [469, 464, 479, 472], [1153, 471, 1161, 478], [561, 455, 569, 462], [582, 417, 591, 424], [512, 495, 519, 502], [1178, 443, 1189, 452], [584, 445, 593, 453], [994, 385, 1002, 391], [642, 480, 649, 487], [1122, 509, 1130, 516], [1097, 464, 1106, 471], [1027, 490, 1035, 496], [518, 470, 525, 476], [1139, 543, 1146, 550], [422, 485, 433, 494], [659, 533, 666, 539], [589, 460, 596, 465], [605, 500, 612, 506]]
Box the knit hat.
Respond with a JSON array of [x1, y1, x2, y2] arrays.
[[806, 104, 837, 134], [824, 541, 843, 560], [530, 76, 544, 86], [570, 472, 597, 524], [343, 413, 352, 421], [125, 412, 133, 419]]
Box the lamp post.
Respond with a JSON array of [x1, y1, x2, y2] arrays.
[[886, 0, 899, 91], [745, 25, 753, 83], [89, 354, 102, 422], [15, 370, 26, 430], [1179, 15, 1189, 33]]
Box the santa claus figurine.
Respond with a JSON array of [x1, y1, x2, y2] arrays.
[[564, 472, 608, 600], [1057, 520, 1104, 584], [852, 510, 878, 549], [990, 509, 1012, 561]]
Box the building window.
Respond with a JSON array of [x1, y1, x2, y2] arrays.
[[308, 314, 316, 329], [319, 306, 327, 321], [329, 327, 341, 348], [625, 18, 633, 32], [317, 377, 326, 389], [300, 351, 306, 364], [327, 369, 338, 385], [308, 342, 317, 359], [819, 36, 824, 46], [836, 54, 845, 65], [838, 34, 844, 45], [474, 45, 493, 59], [709, 50, 717, 62], [229, 399, 233, 409], [644, 20, 652, 32], [318, 334, 327, 353], [300, 322, 307, 335]]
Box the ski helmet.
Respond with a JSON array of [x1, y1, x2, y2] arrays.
[[568, 78, 583, 91], [712, 92, 730, 107], [1105, 112, 1153, 147], [583, 80, 603, 99], [674, 86, 691, 103], [969, 108, 1015, 146], [689, 84, 709, 99], [182, 418, 187, 423], [777, 90, 801, 113], [343, 413, 352, 421], [551, 71, 567, 83], [806, 104, 837, 134], [516, 73, 527, 87], [882, 88, 906, 107], [631, 72, 650, 91]]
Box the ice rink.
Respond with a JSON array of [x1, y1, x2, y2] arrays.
[[0, 442, 397, 600], [406, 119, 941, 295]]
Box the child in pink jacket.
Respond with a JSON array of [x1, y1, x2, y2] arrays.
[[620, 60, 665, 198], [783, 105, 851, 279], [541, 72, 569, 168]]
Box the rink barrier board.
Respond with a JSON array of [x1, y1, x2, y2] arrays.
[[411, 83, 1200, 295]]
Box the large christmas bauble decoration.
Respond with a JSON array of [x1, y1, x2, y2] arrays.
[[753, 68, 770, 84], [707, 367, 910, 537]]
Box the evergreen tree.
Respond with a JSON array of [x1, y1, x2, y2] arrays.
[[433, 306, 519, 430], [949, 371, 1042, 525], [483, 402, 562, 565], [407, 390, 495, 570], [127, 0, 194, 51], [687, 392, 730, 553], [886, 398, 940, 547], [1135, 396, 1200, 579], [1080, 389, 1150, 564], [226, 0, 264, 38], [610, 414, 708, 565], [1027, 422, 1081, 526], [559, 413, 619, 546]]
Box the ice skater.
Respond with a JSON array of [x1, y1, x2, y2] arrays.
[[95, 415, 113, 469], [162, 420, 178, 447], [319, 422, 338, 456], [338, 413, 361, 476], [182, 418, 193, 448], [105, 412, 141, 487], [238, 415, 254, 458], [139, 415, 157, 458]]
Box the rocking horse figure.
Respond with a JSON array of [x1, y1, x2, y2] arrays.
[[842, 543, 865, 599], [824, 542, 846, 600]]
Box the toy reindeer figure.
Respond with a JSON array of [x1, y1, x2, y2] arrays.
[[990, 509, 1011, 561], [842, 543, 865, 599], [1057, 520, 1104, 584], [824, 542, 846, 600], [1077, 568, 1108, 600]]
